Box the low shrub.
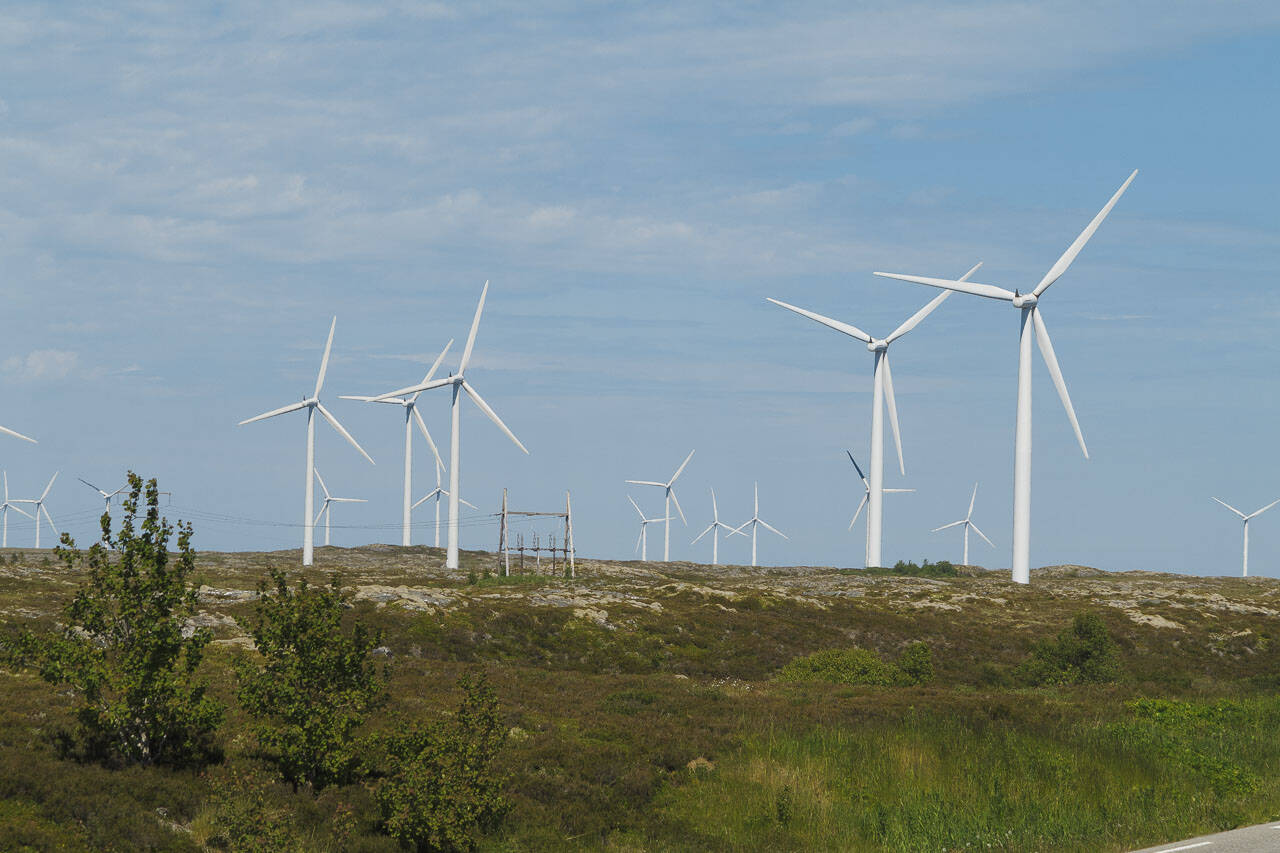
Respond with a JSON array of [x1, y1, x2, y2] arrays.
[[1017, 611, 1120, 686], [775, 643, 934, 686]]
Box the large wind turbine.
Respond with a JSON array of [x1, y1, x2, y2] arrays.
[[342, 339, 452, 546], [313, 470, 367, 547], [16, 472, 60, 548], [626, 450, 694, 562], [875, 171, 1137, 583], [731, 482, 788, 567], [691, 487, 742, 565], [371, 282, 528, 570], [1, 472, 33, 548], [1212, 496, 1280, 577], [78, 478, 125, 514], [932, 482, 994, 566], [628, 496, 671, 562], [845, 451, 912, 566], [768, 262, 981, 568], [239, 317, 375, 566]]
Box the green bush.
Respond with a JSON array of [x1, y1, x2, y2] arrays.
[[235, 569, 388, 792], [897, 642, 935, 685], [14, 472, 222, 767], [775, 644, 935, 687], [1017, 611, 1120, 686]]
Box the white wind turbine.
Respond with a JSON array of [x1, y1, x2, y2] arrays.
[[691, 487, 742, 566], [413, 467, 477, 548], [313, 470, 367, 547], [932, 482, 994, 566], [371, 282, 528, 570], [875, 171, 1137, 584], [845, 451, 913, 565], [342, 339, 452, 546], [768, 262, 981, 568], [1212, 496, 1280, 577], [731, 482, 788, 567], [16, 472, 59, 549], [79, 477, 125, 514], [239, 317, 375, 566], [1, 472, 34, 548], [626, 450, 694, 562], [628, 496, 672, 562]]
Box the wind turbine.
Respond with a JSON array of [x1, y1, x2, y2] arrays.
[[413, 468, 477, 548], [312, 470, 367, 547], [731, 482, 788, 567], [239, 317, 375, 566], [78, 477, 125, 514], [628, 496, 672, 562], [370, 282, 528, 570], [15, 472, 59, 549], [342, 339, 452, 546], [1212, 496, 1280, 577], [768, 262, 981, 568], [691, 487, 742, 565], [625, 450, 694, 562], [932, 482, 994, 566], [845, 451, 913, 566], [875, 171, 1137, 583], [1, 472, 34, 548]]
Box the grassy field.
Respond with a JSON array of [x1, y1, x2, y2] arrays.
[[3, 543, 1280, 850]]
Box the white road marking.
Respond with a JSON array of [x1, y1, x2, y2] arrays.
[[1154, 843, 1212, 853]]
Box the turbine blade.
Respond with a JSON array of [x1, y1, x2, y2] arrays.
[[846, 450, 867, 483], [626, 480, 667, 487], [412, 494, 431, 509], [970, 522, 995, 548], [316, 402, 375, 464], [669, 450, 695, 484], [669, 488, 687, 525], [873, 272, 1017, 302], [314, 316, 337, 398], [460, 498, 478, 510], [635, 530, 643, 554], [1032, 170, 1138, 297], [1032, 309, 1088, 458], [883, 488, 915, 493], [77, 477, 102, 493], [371, 376, 454, 402], [628, 495, 645, 519], [462, 381, 528, 454], [881, 354, 905, 476], [332, 498, 368, 503], [458, 281, 489, 374], [339, 395, 378, 402], [932, 520, 966, 532], [413, 407, 444, 471], [420, 338, 455, 389], [886, 283, 960, 344], [1247, 498, 1280, 520], [239, 400, 308, 426], [849, 493, 868, 530], [967, 482, 978, 519], [710, 486, 719, 520], [10, 504, 34, 520], [3, 471, 7, 502], [1212, 497, 1247, 519], [766, 298, 872, 343], [759, 519, 788, 540], [314, 469, 330, 499], [0, 424, 37, 444], [692, 523, 715, 544]]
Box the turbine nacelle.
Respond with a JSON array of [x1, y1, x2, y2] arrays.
[[866, 339, 889, 353], [1011, 293, 1038, 309]]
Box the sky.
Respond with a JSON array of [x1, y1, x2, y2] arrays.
[[1, 1, 1279, 575]]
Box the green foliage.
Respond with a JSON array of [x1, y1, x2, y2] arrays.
[[888, 558, 958, 578], [897, 641, 935, 685], [1113, 699, 1261, 796], [775, 644, 935, 687], [14, 472, 221, 767], [235, 569, 388, 792], [1018, 611, 1120, 686], [376, 671, 508, 852], [202, 769, 297, 852]]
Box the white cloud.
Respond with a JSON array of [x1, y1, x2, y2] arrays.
[[3, 348, 78, 381]]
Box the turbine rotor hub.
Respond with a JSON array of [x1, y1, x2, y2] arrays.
[[867, 339, 889, 352], [1012, 294, 1038, 308]]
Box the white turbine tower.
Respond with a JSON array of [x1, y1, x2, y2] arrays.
[[691, 487, 742, 566], [79, 478, 125, 514], [932, 483, 994, 566], [731, 482, 788, 567], [875, 171, 1137, 583], [845, 451, 913, 565], [239, 317, 375, 567], [16, 472, 59, 549], [625, 450, 694, 562], [628, 496, 671, 562], [768, 262, 981, 568], [413, 469, 477, 548], [1212, 496, 1280, 577], [371, 282, 528, 570], [342, 339, 452, 546], [313, 470, 367, 547], [1, 472, 34, 548]]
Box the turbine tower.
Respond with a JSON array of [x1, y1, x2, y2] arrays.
[[78, 477, 125, 514], [691, 487, 741, 565], [628, 496, 671, 562], [1212, 496, 1280, 577], [413, 464, 477, 547], [313, 470, 367, 547], [371, 282, 528, 570], [931, 482, 994, 566], [1, 472, 34, 548], [731, 482, 788, 567], [768, 262, 981, 568], [625, 450, 694, 562], [239, 317, 375, 566], [845, 451, 912, 566], [875, 171, 1136, 583], [342, 338, 452, 546]]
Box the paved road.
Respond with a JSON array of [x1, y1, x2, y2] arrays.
[[1130, 821, 1280, 852]]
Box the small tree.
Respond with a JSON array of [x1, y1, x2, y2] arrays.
[[1018, 611, 1120, 686], [235, 569, 387, 791], [377, 671, 509, 852], [17, 472, 221, 766]]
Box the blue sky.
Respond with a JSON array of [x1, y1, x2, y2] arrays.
[[2, 1, 1279, 574]]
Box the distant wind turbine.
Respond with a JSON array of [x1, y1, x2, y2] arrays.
[[238, 317, 375, 566], [932, 482, 994, 566], [371, 282, 529, 570], [628, 496, 671, 562], [731, 482, 787, 567], [691, 487, 742, 565], [875, 171, 1137, 583], [1212, 496, 1280, 577], [78, 477, 125, 514], [313, 470, 367, 547], [845, 451, 912, 566], [413, 468, 477, 548], [16, 472, 59, 548], [768, 262, 981, 568], [626, 450, 694, 562], [1, 472, 34, 548]]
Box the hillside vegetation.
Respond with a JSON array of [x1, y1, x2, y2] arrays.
[[4, 540, 1280, 851]]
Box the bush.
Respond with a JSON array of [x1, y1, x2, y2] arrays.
[[377, 671, 509, 852], [235, 569, 388, 791], [1017, 611, 1120, 686], [775, 644, 935, 687], [14, 472, 222, 767], [897, 642, 935, 685]]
